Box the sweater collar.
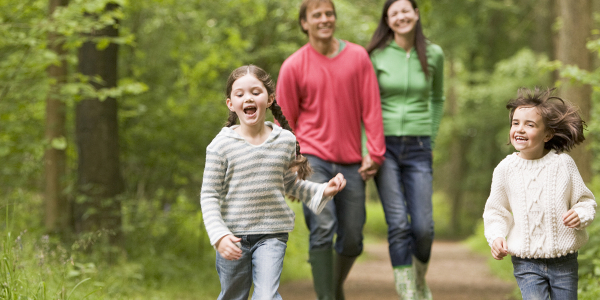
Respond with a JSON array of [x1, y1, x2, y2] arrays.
[[221, 121, 281, 142], [508, 149, 558, 169], [388, 40, 414, 54]]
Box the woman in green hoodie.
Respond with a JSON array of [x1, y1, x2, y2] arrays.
[[363, 0, 444, 299]]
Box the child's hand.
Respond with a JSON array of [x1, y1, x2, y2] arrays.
[[491, 237, 508, 260], [562, 209, 580, 228], [216, 234, 242, 261], [323, 173, 346, 197]]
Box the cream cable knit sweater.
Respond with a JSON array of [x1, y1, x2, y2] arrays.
[[483, 150, 596, 259]]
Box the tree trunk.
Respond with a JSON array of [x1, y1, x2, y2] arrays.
[[445, 58, 466, 236], [75, 3, 124, 244], [556, 0, 593, 182], [45, 0, 69, 233], [532, 0, 553, 57]]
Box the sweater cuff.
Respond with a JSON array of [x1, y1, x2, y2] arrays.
[[370, 154, 385, 166], [486, 234, 505, 248], [306, 183, 331, 214], [573, 207, 594, 229], [211, 232, 233, 250]]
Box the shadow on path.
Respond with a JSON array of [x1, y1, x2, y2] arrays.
[[279, 240, 516, 300]]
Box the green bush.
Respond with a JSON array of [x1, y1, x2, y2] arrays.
[[577, 176, 600, 299]]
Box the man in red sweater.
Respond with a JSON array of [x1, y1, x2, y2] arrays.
[[276, 0, 385, 299]]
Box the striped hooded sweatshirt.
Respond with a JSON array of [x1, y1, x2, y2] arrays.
[[200, 122, 330, 246]]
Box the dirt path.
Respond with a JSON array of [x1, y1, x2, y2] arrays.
[[279, 241, 516, 300]]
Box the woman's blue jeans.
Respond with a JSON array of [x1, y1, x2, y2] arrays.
[[215, 233, 288, 300], [511, 253, 578, 300], [374, 136, 434, 266]]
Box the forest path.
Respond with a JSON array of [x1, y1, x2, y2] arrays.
[[279, 240, 516, 300]]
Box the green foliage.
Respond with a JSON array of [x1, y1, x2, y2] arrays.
[[1, 0, 599, 297], [1, 194, 99, 300], [577, 178, 600, 299], [430, 192, 453, 238], [0, 0, 146, 197]]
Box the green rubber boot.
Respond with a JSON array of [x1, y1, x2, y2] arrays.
[[393, 265, 418, 300], [413, 257, 432, 300], [309, 249, 335, 300], [333, 254, 357, 300]]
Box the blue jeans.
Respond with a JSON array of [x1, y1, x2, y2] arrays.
[[374, 136, 434, 266], [215, 233, 289, 300], [303, 155, 366, 256], [511, 253, 578, 300]]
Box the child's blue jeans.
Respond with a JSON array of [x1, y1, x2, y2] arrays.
[[511, 252, 578, 300], [215, 233, 288, 300]]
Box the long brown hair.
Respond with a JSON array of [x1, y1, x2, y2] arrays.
[[506, 87, 586, 153], [366, 0, 429, 78], [224, 65, 313, 179]]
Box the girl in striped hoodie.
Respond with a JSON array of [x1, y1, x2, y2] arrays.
[[201, 65, 346, 300]]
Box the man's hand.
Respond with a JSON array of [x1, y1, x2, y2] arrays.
[[216, 234, 242, 260], [358, 155, 380, 181]]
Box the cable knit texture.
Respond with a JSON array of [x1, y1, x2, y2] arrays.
[[483, 150, 596, 258], [200, 122, 330, 246]]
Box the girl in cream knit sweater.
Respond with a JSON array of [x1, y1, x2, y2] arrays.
[[483, 88, 596, 300]]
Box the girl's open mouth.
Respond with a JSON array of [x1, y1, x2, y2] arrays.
[[244, 107, 257, 115]]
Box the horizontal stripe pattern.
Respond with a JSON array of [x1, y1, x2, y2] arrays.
[[200, 122, 329, 246]]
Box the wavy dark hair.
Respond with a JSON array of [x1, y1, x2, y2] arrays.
[[366, 0, 429, 78], [506, 87, 586, 153], [224, 65, 313, 180]]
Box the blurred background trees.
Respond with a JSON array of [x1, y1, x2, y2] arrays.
[[1, 0, 600, 298]]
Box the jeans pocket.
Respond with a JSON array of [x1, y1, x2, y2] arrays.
[[274, 232, 289, 243], [417, 136, 432, 152]]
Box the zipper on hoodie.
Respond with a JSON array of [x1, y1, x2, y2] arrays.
[[401, 49, 410, 133]]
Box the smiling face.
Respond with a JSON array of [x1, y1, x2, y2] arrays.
[[386, 0, 419, 38], [301, 2, 336, 42], [226, 74, 274, 129], [510, 106, 553, 160]]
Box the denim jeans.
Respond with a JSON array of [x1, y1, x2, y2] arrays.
[[511, 253, 578, 300], [374, 136, 434, 266], [215, 233, 289, 300], [302, 155, 366, 257]]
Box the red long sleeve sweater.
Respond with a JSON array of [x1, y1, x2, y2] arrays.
[[276, 42, 385, 165]]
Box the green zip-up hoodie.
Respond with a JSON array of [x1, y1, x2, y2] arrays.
[[370, 41, 445, 146]]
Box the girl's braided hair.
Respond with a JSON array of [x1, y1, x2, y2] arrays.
[[224, 65, 313, 180], [506, 87, 586, 153]]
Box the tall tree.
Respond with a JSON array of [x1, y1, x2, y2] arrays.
[[45, 0, 69, 233], [74, 2, 124, 243], [556, 0, 593, 182], [443, 58, 467, 235]]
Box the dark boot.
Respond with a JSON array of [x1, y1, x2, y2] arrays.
[[333, 254, 357, 300], [309, 249, 335, 300]]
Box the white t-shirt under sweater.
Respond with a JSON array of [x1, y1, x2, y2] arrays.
[[483, 150, 596, 259], [200, 122, 330, 246]]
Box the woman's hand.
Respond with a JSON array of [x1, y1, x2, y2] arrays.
[[491, 237, 508, 260], [562, 209, 580, 228], [323, 173, 346, 197], [216, 234, 242, 260]]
